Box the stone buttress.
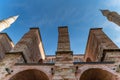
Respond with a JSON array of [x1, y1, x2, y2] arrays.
[[53, 26, 76, 80], [0, 33, 14, 60], [84, 28, 118, 62], [12, 28, 45, 63]]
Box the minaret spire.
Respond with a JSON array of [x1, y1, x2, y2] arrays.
[[100, 10, 110, 16], [0, 15, 19, 32], [101, 9, 120, 26]]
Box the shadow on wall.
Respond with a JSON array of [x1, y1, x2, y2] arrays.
[[9, 69, 49, 80], [86, 57, 92, 62], [80, 68, 116, 80]]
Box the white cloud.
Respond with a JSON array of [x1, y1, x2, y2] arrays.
[[115, 37, 120, 43], [102, 21, 120, 30], [102, 0, 120, 48], [106, 0, 120, 7], [101, 21, 120, 48]]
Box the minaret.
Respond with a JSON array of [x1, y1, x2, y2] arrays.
[[0, 15, 19, 32], [101, 10, 120, 26]]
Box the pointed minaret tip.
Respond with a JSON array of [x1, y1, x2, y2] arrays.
[[100, 9, 105, 13], [100, 9, 110, 16], [0, 15, 19, 32], [9, 15, 19, 22], [6, 15, 19, 24], [13, 15, 19, 20], [99, 9, 103, 12]]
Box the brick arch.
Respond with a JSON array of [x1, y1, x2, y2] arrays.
[[79, 65, 116, 75], [80, 68, 116, 80], [8, 69, 49, 80], [76, 65, 120, 80]]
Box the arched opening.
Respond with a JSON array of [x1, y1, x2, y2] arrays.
[[80, 68, 116, 80], [9, 69, 49, 80], [86, 57, 92, 62]]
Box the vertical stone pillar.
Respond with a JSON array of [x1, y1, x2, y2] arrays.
[[53, 27, 76, 80], [57, 27, 70, 51]]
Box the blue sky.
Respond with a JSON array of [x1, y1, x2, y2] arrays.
[[0, 0, 120, 55]]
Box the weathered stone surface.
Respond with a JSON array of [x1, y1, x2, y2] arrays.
[[84, 28, 118, 62], [0, 27, 120, 80], [103, 49, 120, 62], [0, 33, 14, 60], [12, 28, 45, 63], [53, 27, 76, 80], [57, 27, 71, 51], [0, 53, 22, 80]]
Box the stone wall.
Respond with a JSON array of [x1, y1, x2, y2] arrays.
[[73, 54, 84, 62], [2, 64, 53, 80], [0, 53, 22, 80], [102, 49, 120, 73], [74, 63, 120, 80], [44, 54, 84, 63]]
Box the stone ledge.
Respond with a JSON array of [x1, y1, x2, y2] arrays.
[[90, 28, 102, 30], [6, 52, 27, 63], [74, 61, 115, 64], [58, 26, 68, 28], [103, 49, 120, 52], [56, 51, 73, 55], [15, 63, 54, 66]]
